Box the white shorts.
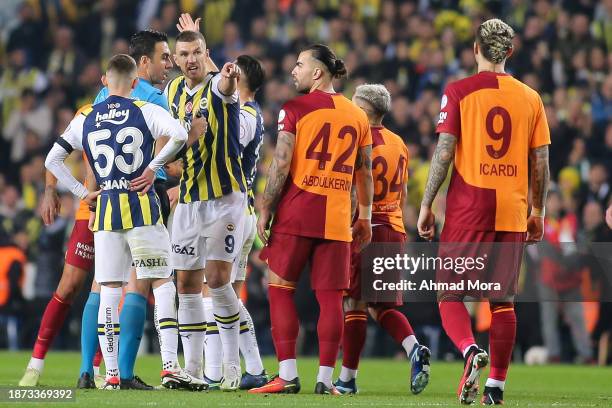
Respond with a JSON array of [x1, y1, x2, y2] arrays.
[[231, 211, 256, 282], [170, 192, 247, 270], [94, 223, 172, 283]]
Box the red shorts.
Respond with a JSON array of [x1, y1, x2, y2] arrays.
[[259, 231, 350, 290], [437, 224, 525, 301], [65, 219, 95, 271], [348, 225, 406, 306]]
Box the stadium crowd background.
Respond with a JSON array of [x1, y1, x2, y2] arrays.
[[0, 0, 610, 365]]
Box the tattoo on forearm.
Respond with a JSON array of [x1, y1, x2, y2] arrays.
[[262, 132, 295, 211], [421, 133, 457, 208], [530, 145, 549, 209], [355, 146, 373, 206], [355, 145, 372, 171]]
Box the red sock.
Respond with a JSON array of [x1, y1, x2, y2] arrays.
[[489, 303, 516, 381], [342, 311, 368, 370], [315, 290, 344, 367], [32, 293, 71, 359], [93, 346, 103, 368], [377, 308, 414, 344], [439, 301, 475, 354], [268, 284, 299, 361]]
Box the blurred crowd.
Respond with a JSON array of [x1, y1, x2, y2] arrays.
[[0, 0, 610, 364]]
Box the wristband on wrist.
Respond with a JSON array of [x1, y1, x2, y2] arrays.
[[532, 207, 545, 217], [358, 204, 372, 220]]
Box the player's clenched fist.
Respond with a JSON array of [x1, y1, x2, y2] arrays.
[[221, 62, 241, 79], [257, 209, 272, 245]]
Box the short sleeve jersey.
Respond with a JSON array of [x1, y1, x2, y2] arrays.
[[436, 71, 551, 232], [371, 127, 408, 234], [60, 96, 186, 231], [272, 90, 372, 242]]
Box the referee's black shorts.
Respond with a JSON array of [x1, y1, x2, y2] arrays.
[[153, 179, 170, 226]]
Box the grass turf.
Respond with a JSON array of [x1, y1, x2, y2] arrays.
[[1, 352, 611, 407]]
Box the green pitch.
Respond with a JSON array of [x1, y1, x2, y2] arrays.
[[1, 352, 611, 407]]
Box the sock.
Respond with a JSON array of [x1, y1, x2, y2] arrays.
[[178, 293, 206, 377], [118, 292, 147, 380], [485, 378, 506, 390], [93, 347, 103, 373], [342, 311, 367, 370], [317, 365, 334, 388], [153, 282, 179, 370], [463, 344, 478, 358], [377, 308, 415, 345], [489, 303, 516, 382], [98, 286, 122, 379], [268, 284, 299, 373], [315, 290, 343, 367], [203, 297, 222, 381], [402, 335, 419, 358], [439, 301, 476, 354], [339, 366, 358, 382], [238, 300, 264, 375], [80, 292, 100, 376], [279, 359, 298, 381], [210, 283, 240, 367], [27, 357, 44, 372], [32, 293, 71, 362]]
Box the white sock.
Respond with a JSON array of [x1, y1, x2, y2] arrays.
[[463, 344, 478, 358], [93, 366, 100, 377], [402, 335, 419, 358], [339, 366, 357, 382], [485, 378, 505, 390], [178, 293, 206, 377], [316, 366, 334, 388], [98, 286, 122, 379], [28, 357, 44, 372], [209, 283, 240, 367], [238, 300, 264, 375], [203, 296, 222, 381], [279, 359, 298, 381], [153, 282, 179, 370]]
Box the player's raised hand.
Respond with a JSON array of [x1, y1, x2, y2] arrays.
[[176, 13, 201, 33], [40, 186, 61, 225], [221, 62, 241, 79], [526, 214, 545, 243], [352, 218, 372, 252], [417, 206, 436, 241], [130, 168, 155, 194], [257, 209, 272, 245], [606, 204, 612, 229]]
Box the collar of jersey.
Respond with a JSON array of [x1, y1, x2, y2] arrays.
[[183, 73, 214, 96]]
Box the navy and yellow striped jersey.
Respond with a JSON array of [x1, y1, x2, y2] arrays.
[[239, 101, 264, 213], [165, 73, 246, 203], [240, 101, 264, 190], [67, 95, 184, 231]]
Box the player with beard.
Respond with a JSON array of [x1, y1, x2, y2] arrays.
[[249, 44, 373, 395], [165, 29, 246, 391]]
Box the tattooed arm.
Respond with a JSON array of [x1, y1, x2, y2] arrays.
[[257, 130, 296, 244], [353, 145, 373, 250], [421, 133, 457, 208], [526, 145, 550, 242], [417, 132, 457, 240]]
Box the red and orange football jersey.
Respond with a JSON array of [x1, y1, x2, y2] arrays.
[[371, 126, 408, 234], [436, 71, 551, 232], [272, 90, 372, 242]]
